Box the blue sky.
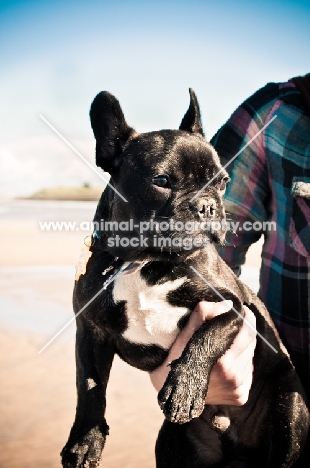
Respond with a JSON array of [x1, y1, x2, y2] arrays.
[[0, 0, 309, 196]]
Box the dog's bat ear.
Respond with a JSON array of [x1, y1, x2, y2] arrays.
[[90, 91, 135, 173], [179, 88, 204, 136]]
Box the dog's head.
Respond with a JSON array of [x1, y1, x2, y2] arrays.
[[90, 89, 229, 262]]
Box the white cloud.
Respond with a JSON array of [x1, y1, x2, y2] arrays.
[[0, 149, 36, 174], [0, 136, 106, 197]]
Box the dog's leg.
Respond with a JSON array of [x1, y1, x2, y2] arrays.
[[158, 309, 243, 424], [155, 419, 222, 468], [156, 420, 198, 468], [250, 372, 309, 468], [61, 316, 114, 468]]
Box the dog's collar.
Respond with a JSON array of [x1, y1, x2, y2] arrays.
[[121, 260, 149, 276], [99, 238, 149, 289], [101, 259, 148, 290], [93, 229, 101, 241], [94, 229, 149, 276]]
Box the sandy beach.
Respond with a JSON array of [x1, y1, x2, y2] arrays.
[[0, 199, 262, 468]]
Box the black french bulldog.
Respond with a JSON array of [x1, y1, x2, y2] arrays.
[[61, 90, 309, 467]]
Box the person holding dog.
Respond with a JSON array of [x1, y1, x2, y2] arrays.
[[213, 73, 310, 403], [150, 73, 310, 466]]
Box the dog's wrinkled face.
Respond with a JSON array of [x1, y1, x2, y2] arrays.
[[90, 90, 229, 261], [110, 132, 228, 245]]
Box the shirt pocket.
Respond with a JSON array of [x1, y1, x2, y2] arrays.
[[289, 177, 310, 257]]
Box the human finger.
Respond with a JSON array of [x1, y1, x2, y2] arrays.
[[193, 299, 234, 321], [205, 306, 256, 405]]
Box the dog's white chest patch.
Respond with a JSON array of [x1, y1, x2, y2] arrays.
[[113, 267, 189, 349]]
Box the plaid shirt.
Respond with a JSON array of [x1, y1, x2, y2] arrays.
[[212, 81, 310, 400]]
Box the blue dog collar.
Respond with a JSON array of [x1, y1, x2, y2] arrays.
[[93, 229, 101, 240]]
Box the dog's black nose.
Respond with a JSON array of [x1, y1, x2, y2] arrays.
[[189, 199, 216, 220]]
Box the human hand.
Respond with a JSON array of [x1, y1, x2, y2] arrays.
[[195, 301, 257, 405], [149, 301, 256, 406]]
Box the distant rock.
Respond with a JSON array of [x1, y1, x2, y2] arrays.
[[27, 186, 104, 201]]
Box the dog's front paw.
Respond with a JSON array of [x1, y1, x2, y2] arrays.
[[61, 425, 107, 468], [158, 360, 207, 424]]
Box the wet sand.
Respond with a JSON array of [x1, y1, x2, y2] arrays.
[[0, 330, 162, 468], [0, 202, 262, 467]]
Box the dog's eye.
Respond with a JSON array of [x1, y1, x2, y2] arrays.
[[219, 176, 230, 191], [152, 175, 170, 188]]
